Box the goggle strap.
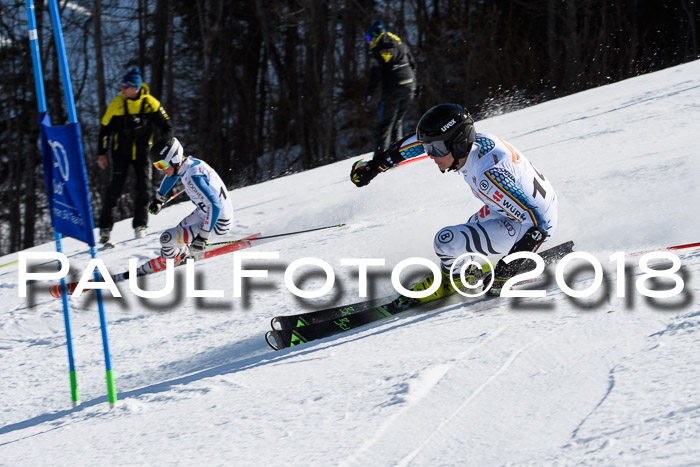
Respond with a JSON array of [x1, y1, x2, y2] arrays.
[[164, 142, 179, 165]]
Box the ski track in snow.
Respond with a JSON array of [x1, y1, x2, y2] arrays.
[[397, 341, 532, 467], [340, 326, 509, 467], [1, 60, 700, 465]]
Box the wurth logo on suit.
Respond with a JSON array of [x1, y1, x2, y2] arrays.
[[462, 133, 557, 231], [500, 196, 528, 222], [480, 187, 528, 223]]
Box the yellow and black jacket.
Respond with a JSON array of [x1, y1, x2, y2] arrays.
[[366, 31, 417, 96], [98, 83, 172, 161]]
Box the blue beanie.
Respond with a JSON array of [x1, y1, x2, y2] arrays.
[[121, 67, 142, 89], [367, 19, 385, 38]]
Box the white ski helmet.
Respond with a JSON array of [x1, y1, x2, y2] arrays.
[[150, 136, 184, 169]]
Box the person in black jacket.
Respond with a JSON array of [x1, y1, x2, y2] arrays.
[[96, 67, 172, 244], [364, 19, 417, 158]]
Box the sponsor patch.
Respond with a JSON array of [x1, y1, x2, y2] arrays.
[[479, 205, 491, 219], [437, 229, 454, 244], [502, 219, 516, 237], [441, 119, 456, 132]]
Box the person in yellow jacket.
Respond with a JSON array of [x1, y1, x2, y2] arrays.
[[97, 67, 172, 245], [363, 20, 417, 159]]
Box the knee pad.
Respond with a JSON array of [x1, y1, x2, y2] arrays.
[[433, 227, 461, 267], [159, 228, 183, 259]]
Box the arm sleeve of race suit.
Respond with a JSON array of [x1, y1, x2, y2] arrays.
[[157, 175, 178, 198], [483, 167, 548, 229], [372, 134, 425, 168], [191, 174, 222, 232]]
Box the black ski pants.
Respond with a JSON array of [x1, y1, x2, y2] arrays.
[[373, 83, 416, 157], [98, 153, 151, 230]]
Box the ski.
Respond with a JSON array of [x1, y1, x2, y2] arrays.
[[270, 240, 574, 331], [265, 240, 574, 350], [49, 233, 260, 298], [270, 295, 399, 331]]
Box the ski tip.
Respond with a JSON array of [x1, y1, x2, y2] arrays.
[[49, 284, 62, 298], [270, 317, 283, 331], [265, 331, 284, 351]]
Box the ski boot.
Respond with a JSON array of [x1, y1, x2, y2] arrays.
[[99, 228, 111, 244], [412, 262, 493, 303]]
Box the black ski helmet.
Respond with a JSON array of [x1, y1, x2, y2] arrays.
[[417, 104, 476, 162], [150, 137, 184, 169]]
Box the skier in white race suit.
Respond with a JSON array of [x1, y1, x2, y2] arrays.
[[350, 103, 558, 298], [128, 137, 234, 277]]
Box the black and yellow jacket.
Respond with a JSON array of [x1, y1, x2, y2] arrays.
[[366, 31, 417, 97], [98, 83, 172, 160]]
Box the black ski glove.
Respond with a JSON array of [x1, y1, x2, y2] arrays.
[[148, 193, 167, 215], [350, 159, 381, 187], [190, 231, 210, 252]]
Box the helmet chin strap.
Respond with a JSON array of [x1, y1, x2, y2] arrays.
[[446, 157, 461, 172], [445, 141, 473, 172]]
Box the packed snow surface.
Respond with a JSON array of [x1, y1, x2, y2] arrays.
[[1, 60, 700, 466]]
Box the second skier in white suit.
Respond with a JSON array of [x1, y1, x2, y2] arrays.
[[133, 137, 234, 276]]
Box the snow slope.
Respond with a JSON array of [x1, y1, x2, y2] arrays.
[[1, 60, 700, 466]]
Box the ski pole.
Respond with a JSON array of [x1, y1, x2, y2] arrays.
[[0, 259, 18, 269], [209, 223, 346, 247], [630, 241, 700, 256], [163, 189, 185, 206], [0, 190, 185, 268], [5, 218, 340, 271], [0, 191, 187, 272]]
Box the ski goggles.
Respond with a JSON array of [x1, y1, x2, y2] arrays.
[[153, 160, 170, 171], [421, 140, 451, 158], [365, 34, 372, 42]]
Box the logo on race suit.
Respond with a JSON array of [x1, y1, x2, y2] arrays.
[[501, 199, 528, 222], [499, 137, 521, 164], [50, 139, 70, 182], [479, 205, 491, 219], [441, 119, 456, 132], [499, 219, 516, 237], [160, 231, 172, 244], [479, 180, 489, 191], [530, 229, 544, 241], [437, 229, 454, 244]]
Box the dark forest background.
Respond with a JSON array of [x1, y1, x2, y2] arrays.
[[0, 0, 698, 256]]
